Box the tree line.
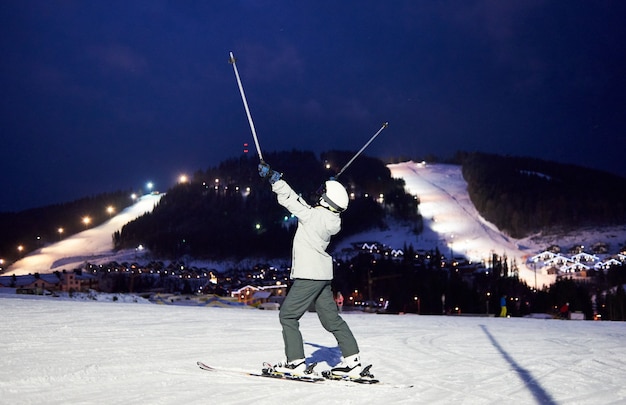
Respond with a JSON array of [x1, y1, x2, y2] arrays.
[[461, 152, 626, 238], [113, 150, 421, 259], [341, 250, 625, 320], [0, 191, 133, 265]]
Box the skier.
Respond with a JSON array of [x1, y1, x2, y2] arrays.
[[335, 290, 344, 313], [499, 295, 508, 317], [258, 162, 364, 378]]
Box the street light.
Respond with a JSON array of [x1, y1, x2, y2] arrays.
[[58, 227, 64, 240], [82, 216, 91, 228], [106, 206, 115, 217]]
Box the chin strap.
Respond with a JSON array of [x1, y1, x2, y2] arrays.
[[321, 194, 344, 213]]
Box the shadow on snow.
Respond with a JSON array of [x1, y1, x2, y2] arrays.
[[480, 324, 557, 405], [305, 342, 342, 367]]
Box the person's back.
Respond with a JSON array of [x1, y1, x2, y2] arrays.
[[258, 162, 367, 380]]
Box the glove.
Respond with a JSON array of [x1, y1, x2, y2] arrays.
[[258, 162, 282, 184], [258, 162, 271, 178], [268, 170, 282, 184]]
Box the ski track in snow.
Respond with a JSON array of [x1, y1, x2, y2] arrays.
[[404, 163, 511, 246], [1, 295, 626, 404]]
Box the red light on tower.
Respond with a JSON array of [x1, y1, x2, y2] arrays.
[[243, 143, 249, 153]]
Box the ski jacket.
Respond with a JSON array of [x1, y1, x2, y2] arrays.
[[271, 179, 341, 280]]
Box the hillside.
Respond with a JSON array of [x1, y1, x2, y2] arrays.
[[4, 152, 623, 269], [461, 152, 626, 238], [0, 190, 135, 265], [7, 162, 626, 292], [6, 194, 163, 276], [112, 151, 416, 259]]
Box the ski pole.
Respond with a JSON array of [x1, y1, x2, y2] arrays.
[[335, 122, 389, 179], [229, 52, 264, 162]]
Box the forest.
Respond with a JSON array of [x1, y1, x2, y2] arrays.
[[0, 191, 134, 264], [113, 150, 420, 259], [461, 152, 626, 238], [3, 151, 625, 265]]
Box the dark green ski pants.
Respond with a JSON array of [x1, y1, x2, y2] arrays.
[[279, 279, 359, 362]]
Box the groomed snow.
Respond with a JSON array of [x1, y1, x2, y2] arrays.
[[388, 162, 557, 288], [1, 295, 625, 404], [386, 162, 626, 289], [7, 194, 163, 276]]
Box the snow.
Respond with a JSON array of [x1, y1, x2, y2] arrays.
[[8, 194, 164, 276], [384, 162, 625, 289], [1, 294, 626, 404], [387, 162, 558, 287], [3, 161, 626, 403]]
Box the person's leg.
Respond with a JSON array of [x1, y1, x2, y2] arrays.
[[315, 282, 359, 357], [279, 279, 325, 361]]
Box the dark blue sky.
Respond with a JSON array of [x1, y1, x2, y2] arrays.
[[1, 1, 625, 212]]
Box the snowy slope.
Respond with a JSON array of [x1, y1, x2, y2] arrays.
[[391, 162, 626, 288], [1, 295, 625, 404], [7, 162, 625, 289], [7, 194, 163, 276], [388, 162, 556, 288]]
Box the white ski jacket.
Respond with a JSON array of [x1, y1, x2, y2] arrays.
[[271, 179, 341, 280]]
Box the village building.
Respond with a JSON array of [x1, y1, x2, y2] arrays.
[[231, 284, 287, 306]]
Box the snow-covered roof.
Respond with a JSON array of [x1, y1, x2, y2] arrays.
[[252, 291, 271, 299], [530, 251, 556, 262], [544, 255, 573, 266], [571, 252, 599, 262], [561, 262, 590, 273]]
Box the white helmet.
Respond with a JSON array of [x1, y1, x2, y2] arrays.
[[320, 180, 349, 212]]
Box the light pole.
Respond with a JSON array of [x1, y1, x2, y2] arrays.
[[449, 234, 454, 261]]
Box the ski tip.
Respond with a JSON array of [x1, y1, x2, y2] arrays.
[[197, 361, 215, 371]]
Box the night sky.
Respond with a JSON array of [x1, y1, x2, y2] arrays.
[[2, 1, 625, 212]]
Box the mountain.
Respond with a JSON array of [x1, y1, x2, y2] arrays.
[[7, 161, 626, 292], [461, 152, 626, 238]]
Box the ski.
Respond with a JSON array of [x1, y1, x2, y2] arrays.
[[321, 364, 380, 384], [197, 361, 324, 383], [197, 361, 390, 386]]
